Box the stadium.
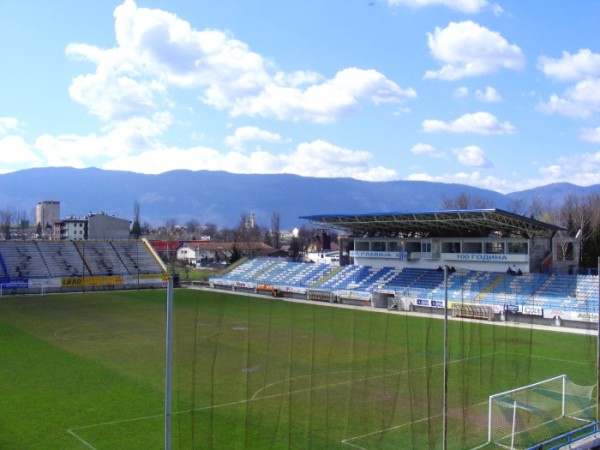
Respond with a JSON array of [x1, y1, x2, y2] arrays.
[[1, 208, 600, 449], [212, 209, 596, 330]]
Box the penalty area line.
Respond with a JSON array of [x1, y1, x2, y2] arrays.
[[340, 399, 490, 449], [67, 352, 496, 448]]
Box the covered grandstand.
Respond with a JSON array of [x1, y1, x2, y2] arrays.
[[211, 209, 598, 329], [0, 239, 167, 294]]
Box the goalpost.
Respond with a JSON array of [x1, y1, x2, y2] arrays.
[[487, 374, 596, 449]]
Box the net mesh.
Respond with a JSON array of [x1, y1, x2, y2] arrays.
[[489, 375, 596, 448]]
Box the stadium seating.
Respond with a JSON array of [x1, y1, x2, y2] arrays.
[[35, 241, 92, 277], [0, 240, 164, 283], [217, 259, 600, 318], [219, 258, 338, 288]]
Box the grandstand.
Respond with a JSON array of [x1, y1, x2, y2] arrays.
[[211, 209, 599, 329], [0, 239, 166, 293]]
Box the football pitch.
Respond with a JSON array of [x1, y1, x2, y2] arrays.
[[0, 288, 597, 449]]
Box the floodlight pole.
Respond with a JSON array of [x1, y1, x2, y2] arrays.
[[443, 265, 449, 450], [165, 277, 174, 450]]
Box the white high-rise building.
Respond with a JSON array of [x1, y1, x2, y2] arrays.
[[36, 201, 60, 236]]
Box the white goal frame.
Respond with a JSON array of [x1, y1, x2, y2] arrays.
[[487, 374, 595, 448]]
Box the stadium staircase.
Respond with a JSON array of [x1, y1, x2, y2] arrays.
[[217, 257, 248, 276], [474, 273, 504, 303], [312, 265, 343, 288]]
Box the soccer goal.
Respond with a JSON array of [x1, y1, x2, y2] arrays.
[[487, 374, 596, 449]]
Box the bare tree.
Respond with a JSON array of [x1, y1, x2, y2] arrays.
[[185, 219, 201, 238], [131, 201, 142, 239], [203, 222, 218, 239], [235, 211, 262, 257], [554, 194, 600, 265], [440, 192, 493, 210], [527, 196, 553, 221], [270, 211, 281, 249], [505, 198, 528, 216], [0, 208, 15, 240], [162, 218, 179, 271]]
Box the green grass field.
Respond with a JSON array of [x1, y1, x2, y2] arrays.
[[0, 288, 597, 449]]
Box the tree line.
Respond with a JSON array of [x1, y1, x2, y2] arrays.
[[441, 192, 600, 268], [3, 192, 600, 268]]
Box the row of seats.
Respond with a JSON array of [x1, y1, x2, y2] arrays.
[[0, 240, 164, 280], [221, 259, 600, 313], [223, 258, 337, 288]]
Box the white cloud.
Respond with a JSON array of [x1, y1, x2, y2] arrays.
[[452, 145, 494, 168], [581, 126, 600, 143], [102, 138, 399, 181], [407, 147, 600, 193], [35, 113, 172, 167], [538, 50, 600, 120], [538, 49, 600, 82], [224, 126, 283, 151], [538, 151, 600, 186], [453, 86, 468, 98], [66, 0, 415, 124], [422, 112, 515, 134], [475, 86, 502, 102], [405, 170, 524, 193], [0, 135, 42, 166], [0, 118, 22, 135], [67, 71, 160, 122], [539, 78, 600, 119], [330, 68, 417, 105], [409, 143, 446, 158], [387, 0, 490, 13], [228, 68, 416, 123], [425, 21, 524, 80]]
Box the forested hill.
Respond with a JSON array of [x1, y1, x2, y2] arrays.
[[0, 167, 598, 228]]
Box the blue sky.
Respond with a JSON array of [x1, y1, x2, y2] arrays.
[[1, 0, 599, 193]]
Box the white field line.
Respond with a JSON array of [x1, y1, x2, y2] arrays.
[[340, 399, 493, 450], [66, 351, 495, 448], [504, 351, 595, 366], [66, 346, 592, 449]]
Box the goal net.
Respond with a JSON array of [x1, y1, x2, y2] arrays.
[[487, 374, 596, 449]]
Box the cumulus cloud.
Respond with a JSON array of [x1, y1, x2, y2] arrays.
[[425, 21, 524, 80], [66, 0, 415, 124], [538, 151, 600, 186], [422, 112, 515, 134], [34, 112, 172, 167], [0, 135, 42, 167], [453, 86, 468, 98], [67, 71, 160, 122], [537, 50, 600, 121], [387, 0, 491, 13], [452, 145, 494, 168], [475, 86, 502, 102], [409, 143, 446, 158], [224, 126, 283, 151], [581, 126, 600, 143], [406, 171, 525, 194], [539, 78, 600, 119], [407, 147, 600, 194], [0, 118, 22, 135], [102, 138, 400, 181], [538, 49, 600, 82]]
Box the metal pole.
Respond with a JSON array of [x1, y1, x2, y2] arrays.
[[443, 265, 448, 450], [165, 277, 173, 450]]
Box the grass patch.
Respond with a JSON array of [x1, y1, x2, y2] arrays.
[[0, 289, 596, 449]]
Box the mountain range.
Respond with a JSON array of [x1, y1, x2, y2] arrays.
[[0, 167, 599, 229]]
